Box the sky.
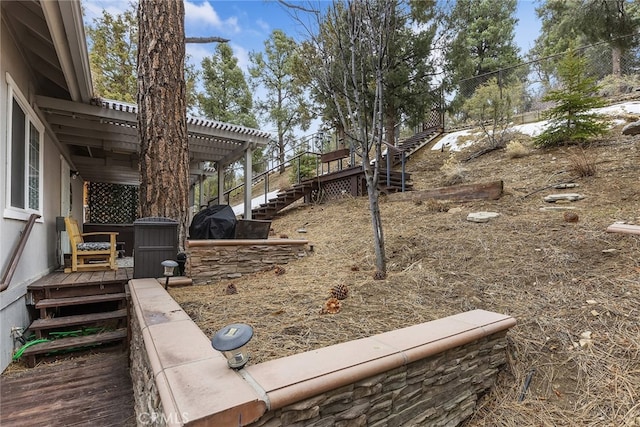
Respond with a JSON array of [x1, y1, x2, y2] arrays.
[[83, 0, 542, 72], [82, 0, 543, 134]]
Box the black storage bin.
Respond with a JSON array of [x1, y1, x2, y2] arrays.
[[134, 217, 178, 279]]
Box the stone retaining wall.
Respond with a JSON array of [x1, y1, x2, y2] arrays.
[[129, 298, 167, 425], [248, 333, 507, 427], [128, 278, 516, 427], [185, 239, 310, 284]]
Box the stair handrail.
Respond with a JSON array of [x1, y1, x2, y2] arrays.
[[211, 150, 321, 207], [209, 123, 441, 209], [1, 213, 41, 292]]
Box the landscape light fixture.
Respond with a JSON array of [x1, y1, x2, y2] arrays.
[[161, 259, 178, 290], [211, 323, 254, 369]]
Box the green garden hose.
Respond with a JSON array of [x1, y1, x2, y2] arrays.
[[12, 327, 113, 361], [12, 339, 50, 360]]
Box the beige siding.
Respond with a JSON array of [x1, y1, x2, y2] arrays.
[[0, 12, 82, 373]]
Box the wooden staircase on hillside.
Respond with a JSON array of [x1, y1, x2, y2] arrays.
[[378, 168, 413, 194], [252, 181, 318, 220], [382, 126, 443, 167], [249, 127, 440, 220], [20, 271, 130, 367]]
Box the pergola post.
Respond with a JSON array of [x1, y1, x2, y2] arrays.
[[217, 163, 225, 205], [243, 144, 253, 219], [198, 173, 204, 208]]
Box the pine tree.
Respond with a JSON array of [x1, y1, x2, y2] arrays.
[[532, 0, 640, 80], [87, 3, 199, 109], [199, 44, 257, 128], [535, 49, 609, 148], [444, 0, 520, 112], [198, 43, 263, 202], [86, 7, 138, 103], [249, 30, 312, 173], [137, 0, 190, 248]]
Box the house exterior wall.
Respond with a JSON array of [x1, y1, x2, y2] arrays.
[[0, 15, 81, 373]]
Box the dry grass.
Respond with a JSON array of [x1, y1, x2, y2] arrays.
[[170, 126, 640, 426], [505, 140, 530, 159], [567, 146, 598, 177]]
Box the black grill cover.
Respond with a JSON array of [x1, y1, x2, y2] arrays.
[[189, 205, 237, 239]]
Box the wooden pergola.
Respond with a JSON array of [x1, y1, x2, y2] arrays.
[[2, 0, 271, 219]]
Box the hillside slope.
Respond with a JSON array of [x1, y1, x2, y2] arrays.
[[172, 121, 640, 426]]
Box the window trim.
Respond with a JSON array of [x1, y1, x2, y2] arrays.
[[4, 73, 45, 221]]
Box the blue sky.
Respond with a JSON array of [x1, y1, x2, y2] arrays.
[[82, 0, 542, 135], [83, 0, 542, 74]]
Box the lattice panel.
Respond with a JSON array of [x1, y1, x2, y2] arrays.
[[320, 178, 354, 201], [423, 107, 443, 129], [88, 182, 138, 224], [358, 177, 367, 196]]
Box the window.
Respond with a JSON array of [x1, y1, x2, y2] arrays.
[[5, 74, 44, 219]]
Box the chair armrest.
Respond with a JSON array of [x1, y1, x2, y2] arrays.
[[80, 232, 120, 237]]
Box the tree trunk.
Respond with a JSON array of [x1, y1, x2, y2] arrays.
[[137, 0, 189, 250], [363, 162, 386, 274], [611, 46, 622, 77], [385, 111, 396, 148], [278, 134, 286, 174]]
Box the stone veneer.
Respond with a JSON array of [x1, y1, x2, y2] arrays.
[[129, 278, 516, 427], [185, 239, 310, 285]]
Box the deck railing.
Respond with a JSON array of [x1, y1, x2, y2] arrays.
[[1, 213, 41, 292]]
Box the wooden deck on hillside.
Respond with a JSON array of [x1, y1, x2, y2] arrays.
[[0, 350, 135, 426]]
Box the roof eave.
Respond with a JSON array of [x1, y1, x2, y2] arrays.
[[41, 0, 93, 103]]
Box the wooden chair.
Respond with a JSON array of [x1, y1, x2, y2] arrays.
[[64, 217, 118, 273]]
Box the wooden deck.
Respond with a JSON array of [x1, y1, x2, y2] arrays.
[[0, 350, 135, 426], [28, 266, 133, 290], [0, 265, 136, 425]]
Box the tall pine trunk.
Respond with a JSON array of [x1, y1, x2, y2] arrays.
[[611, 46, 622, 77], [137, 0, 190, 250]]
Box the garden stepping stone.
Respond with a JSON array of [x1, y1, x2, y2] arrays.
[[543, 193, 585, 203], [467, 211, 500, 223]]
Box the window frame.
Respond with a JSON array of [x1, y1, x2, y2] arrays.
[[4, 73, 45, 221]]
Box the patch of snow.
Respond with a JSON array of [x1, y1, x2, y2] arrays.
[[433, 101, 640, 152], [512, 121, 549, 137], [593, 101, 640, 116], [232, 190, 280, 216], [432, 129, 479, 152]]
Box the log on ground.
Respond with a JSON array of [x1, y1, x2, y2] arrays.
[[385, 180, 503, 203]]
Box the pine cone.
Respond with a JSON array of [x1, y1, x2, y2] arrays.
[[330, 284, 349, 300], [563, 211, 579, 223], [274, 265, 286, 275], [373, 270, 386, 280], [224, 283, 238, 295], [320, 297, 341, 314]]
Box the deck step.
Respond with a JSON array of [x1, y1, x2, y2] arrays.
[[35, 293, 126, 310], [29, 282, 126, 300], [28, 309, 128, 335], [20, 329, 128, 367]]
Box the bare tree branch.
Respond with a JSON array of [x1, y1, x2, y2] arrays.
[[277, 0, 319, 14], [185, 36, 229, 44]]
